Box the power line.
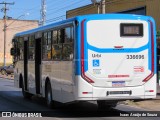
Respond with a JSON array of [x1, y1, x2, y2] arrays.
[[45, 15, 66, 23], [46, 0, 84, 20], [47, 0, 64, 9], [7, 15, 65, 30], [5, 14, 66, 32], [47, 0, 79, 11]]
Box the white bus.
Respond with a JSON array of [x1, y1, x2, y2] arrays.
[[11, 14, 157, 108]]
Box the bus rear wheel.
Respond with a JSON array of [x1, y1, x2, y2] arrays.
[[46, 82, 54, 108], [97, 100, 117, 110]]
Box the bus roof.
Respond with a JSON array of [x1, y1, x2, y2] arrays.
[[14, 14, 152, 37], [15, 17, 76, 37]]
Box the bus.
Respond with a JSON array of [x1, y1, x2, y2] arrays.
[[10, 14, 157, 109]]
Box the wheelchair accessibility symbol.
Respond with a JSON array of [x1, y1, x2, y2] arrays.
[[93, 60, 100, 67]]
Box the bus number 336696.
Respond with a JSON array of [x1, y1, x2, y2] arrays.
[[126, 55, 144, 59]]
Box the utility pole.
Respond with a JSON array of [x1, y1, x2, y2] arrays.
[[91, 0, 105, 14], [40, 0, 46, 26], [0, 2, 14, 66], [101, 0, 105, 14]]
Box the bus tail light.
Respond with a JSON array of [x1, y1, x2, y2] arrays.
[[145, 90, 154, 92], [81, 20, 94, 83], [149, 90, 154, 92], [143, 20, 154, 82], [82, 92, 93, 94]]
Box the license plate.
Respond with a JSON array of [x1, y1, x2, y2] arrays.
[[108, 91, 131, 95], [112, 81, 125, 87]]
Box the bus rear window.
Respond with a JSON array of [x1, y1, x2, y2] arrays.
[[120, 23, 143, 37]]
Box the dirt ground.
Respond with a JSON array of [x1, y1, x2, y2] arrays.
[[125, 85, 160, 111], [124, 98, 160, 111]]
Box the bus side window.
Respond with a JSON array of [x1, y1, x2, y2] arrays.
[[42, 31, 52, 60], [52, 30, 62, 60], [19, 37, 24, 60], [42, 32, 48, 60], [13, 38, 19, 62], [16, 38, 20, 60], [62, 27, 74, 61], [60, 29, 65, 43], [29, 35, 35, 60], [47, 31, 52, 60], [52, 30, 57, 59]]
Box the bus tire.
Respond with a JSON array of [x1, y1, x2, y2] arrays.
[[46, 81, 54, 108], [97, 100, 117, 110], [22, 80, 32, 99]]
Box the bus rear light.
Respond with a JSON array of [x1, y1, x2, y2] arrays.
[[81, 19, 94, 83], [143, 20, 154, 82], [82, 92, 93, 94], [145, 90, 154, 92], [149, 90, 154, 92]]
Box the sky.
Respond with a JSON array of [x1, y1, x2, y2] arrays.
[[0, 0, 91, 24]]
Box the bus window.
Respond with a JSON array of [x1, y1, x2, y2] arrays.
[[29, 35, 35, 60], [64, 27, 71, 43], [52, 30, 62, 60], [42, 32, 52, 60], [52, 31, 58, 44], [47, 32, 52, 59], [62, 27, 74, 60], [12, 38, 19, 62], [52, 30, 57, 59], [57, 30, 61, 44], [42, 32, 48, 60], [19, 37, 24, 60], [52, 44, 62, 60], [60, 29, 65, 43]]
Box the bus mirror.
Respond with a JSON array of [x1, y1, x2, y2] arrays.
[[10, 48, 15, 56], [10, 48, 20, 56], [12, 39, 15, 43]]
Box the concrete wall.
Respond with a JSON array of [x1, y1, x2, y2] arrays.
[[0, 19, 38, 65]]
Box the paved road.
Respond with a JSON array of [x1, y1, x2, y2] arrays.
[[0, 78, 159, 120]]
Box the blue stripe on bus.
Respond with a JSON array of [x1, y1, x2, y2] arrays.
[[87, 44, 148, 53], [148, 20, 151, 71]]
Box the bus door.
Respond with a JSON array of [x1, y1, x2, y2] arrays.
[[24, 37, 28, 91], [35, 36, 42, 94]]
